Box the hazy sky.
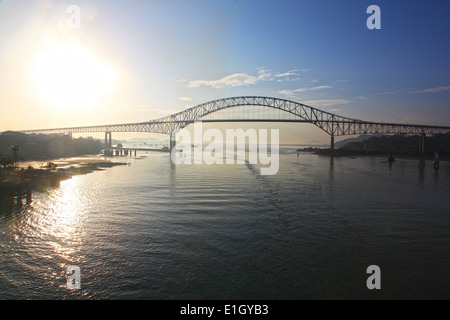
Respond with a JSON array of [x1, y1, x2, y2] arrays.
[[0, 0, 449, 144]]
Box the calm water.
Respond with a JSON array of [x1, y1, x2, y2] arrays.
[[1, 149, 449, 299]]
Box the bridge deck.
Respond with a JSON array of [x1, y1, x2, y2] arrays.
[[14, 96, 450, 149]]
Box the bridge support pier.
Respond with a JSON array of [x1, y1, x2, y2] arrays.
[[419, 134, 425, 153], [330, 134, 335, 151], [170, 131, 176, 152], [105, 131, 112, 148]]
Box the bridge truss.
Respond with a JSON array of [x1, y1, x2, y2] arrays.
[[19, 96, 450, 150]]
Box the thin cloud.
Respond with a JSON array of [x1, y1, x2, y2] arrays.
[[275, 69, 300, 78], [187, 69, 271, 89], [187, 73, 259, 88], [295, 85, 332, 93], [275, 69, 302, 82], [302, 99, 352, 108], [275, 72, 296, 78], [184, 67, 304, 89], [179, 97, 192, 101], [278, 85, 333, 98], [414, 86, 450, 94]]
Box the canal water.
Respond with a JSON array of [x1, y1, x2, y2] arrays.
[[0, 149, 449, 299]]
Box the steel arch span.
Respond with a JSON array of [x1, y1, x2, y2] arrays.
[[19, 96, 450, 149]]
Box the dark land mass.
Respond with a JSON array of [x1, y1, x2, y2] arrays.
[[313, 133, 450, 160], [0, 131, 103, 161], [0, 159, 127, 192], [0, 131, 127, 196]]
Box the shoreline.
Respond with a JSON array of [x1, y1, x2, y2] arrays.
[[311, 149, 448, 161], [18, 154, 127, 169], [0, 155, 129, 192]]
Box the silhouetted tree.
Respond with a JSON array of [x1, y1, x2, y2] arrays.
[[0, 153, 13, 168], [0, 132, 103, 160]]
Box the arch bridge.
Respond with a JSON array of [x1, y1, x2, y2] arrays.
[[20, 96, 450, 151]]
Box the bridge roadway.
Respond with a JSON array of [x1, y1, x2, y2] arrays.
[[17, 96, 450, 151]]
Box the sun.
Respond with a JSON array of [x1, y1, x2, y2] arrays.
[[32, 41, 117, 111]]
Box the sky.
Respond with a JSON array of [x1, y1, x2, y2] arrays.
[[0, 0, 449, 145]]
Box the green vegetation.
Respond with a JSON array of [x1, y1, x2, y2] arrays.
[[0, 131, 103, 161]]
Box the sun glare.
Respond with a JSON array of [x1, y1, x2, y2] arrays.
[[32, 42, 117, 111]]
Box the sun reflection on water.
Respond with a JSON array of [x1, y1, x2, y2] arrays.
[[11, 176, 91, 291], [39, 176, 88, 262], [0, 174, 93, 296]]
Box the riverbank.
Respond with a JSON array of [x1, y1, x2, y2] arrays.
[[0, 156, 128, 191], [314, 148, 449, 161]]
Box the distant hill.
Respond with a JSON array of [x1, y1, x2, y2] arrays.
[[340, 133, 450, 155], [0, 131, 103, 161], [335, 134, 383, 148]]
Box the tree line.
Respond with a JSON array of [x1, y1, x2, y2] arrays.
[[0, 131, 103, 165], [341, 133, 450, 155]]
